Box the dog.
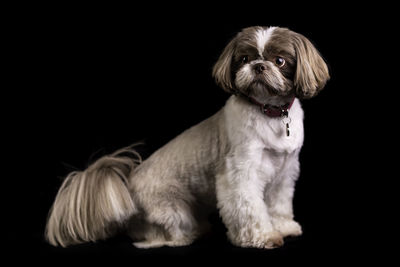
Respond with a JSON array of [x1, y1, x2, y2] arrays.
[[46, 26, 329, 249]]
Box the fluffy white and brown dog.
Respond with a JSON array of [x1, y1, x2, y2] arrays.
[[46, 26, 329, 249]]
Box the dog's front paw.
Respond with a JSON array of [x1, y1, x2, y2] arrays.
[[230, 230, 284, 249], [261, 231, 284, 249], [272, 218, 302, 237]]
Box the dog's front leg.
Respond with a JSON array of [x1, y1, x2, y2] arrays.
[[216, 151, 284, 249], [266, 152, 302, 238]]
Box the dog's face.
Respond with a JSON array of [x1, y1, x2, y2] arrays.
[[213, 26, 330, 103]]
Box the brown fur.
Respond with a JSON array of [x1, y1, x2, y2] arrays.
[[212, 27, 262, 93], [212, 26, 330, 99], [291, 31, 330, 98]]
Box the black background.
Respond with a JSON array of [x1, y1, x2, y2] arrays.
[[5, 2, 394, 265]]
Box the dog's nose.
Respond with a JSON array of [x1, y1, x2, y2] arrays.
[[254, 63, 266, 74]]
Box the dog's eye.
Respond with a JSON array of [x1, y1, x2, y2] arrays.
[[241, 55, 249, 64], [275, 57, 285, 67]]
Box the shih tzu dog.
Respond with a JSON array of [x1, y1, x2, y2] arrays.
[[46, 26, 329, 249]]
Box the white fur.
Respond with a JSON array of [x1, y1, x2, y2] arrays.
[[234, 63, 254, 88], [255, 27, 276, 56], [125, 95, 304, 249], [216, 96, 303, 248], [235, 60, 284, 92]]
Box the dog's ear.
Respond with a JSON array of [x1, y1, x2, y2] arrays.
[[212, 36, 237, 93], [293, 33, 330, 98]]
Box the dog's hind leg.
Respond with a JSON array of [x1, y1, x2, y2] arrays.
[[130, 198, 199, 248], [131, 223, 177, 249]]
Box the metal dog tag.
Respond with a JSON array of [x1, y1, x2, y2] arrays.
[[282, 116, 291, 137]]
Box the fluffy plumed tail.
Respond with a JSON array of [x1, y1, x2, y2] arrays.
[[45, 146, 141, 247]]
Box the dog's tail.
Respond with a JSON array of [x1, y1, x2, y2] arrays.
[[45, 146, 142, 247]]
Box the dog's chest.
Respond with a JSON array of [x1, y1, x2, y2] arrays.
[[225, 96, 304, 155], [256, 116, 303, 154]]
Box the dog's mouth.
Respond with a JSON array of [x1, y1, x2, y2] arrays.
[[251, 80, 280, 96]]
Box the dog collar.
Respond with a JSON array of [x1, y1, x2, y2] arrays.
[[242, 95, 295, 118], [252, 97, 295, 117], [238, 94, 295, 136]]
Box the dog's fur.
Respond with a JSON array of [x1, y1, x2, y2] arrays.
[[46, 26, 329, 249]]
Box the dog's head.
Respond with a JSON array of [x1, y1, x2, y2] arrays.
[[213, 26, 330, 104]]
